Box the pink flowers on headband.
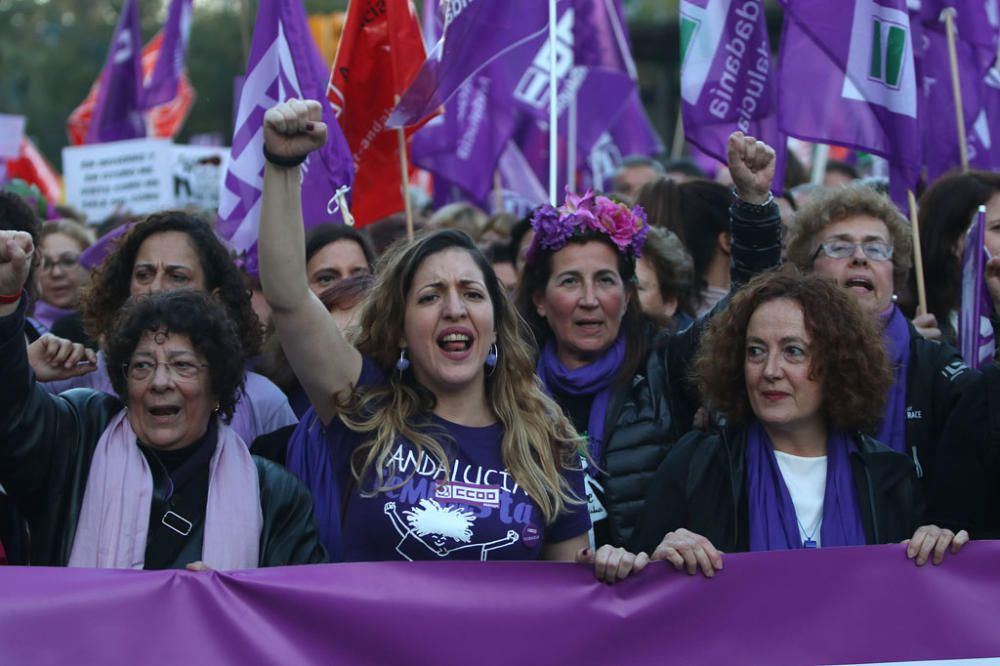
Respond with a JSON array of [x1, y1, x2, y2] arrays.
[[527, 190, 648, 263]]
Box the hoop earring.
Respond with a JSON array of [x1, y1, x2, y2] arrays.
[[396, 349, 410, 373], [485, 343, 498, 374]]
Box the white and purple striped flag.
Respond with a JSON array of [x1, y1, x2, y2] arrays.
[[85, 0, 146, 143], [679, 0, 777, 165], [140, 0, 193, 109], [959, 205, 996, 369], [217, 0, 353, 276]]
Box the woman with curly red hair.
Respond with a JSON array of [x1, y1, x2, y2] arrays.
[[630, 271, 968, 575]]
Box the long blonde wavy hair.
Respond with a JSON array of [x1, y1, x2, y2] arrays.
[[341, 229, 582, 524]]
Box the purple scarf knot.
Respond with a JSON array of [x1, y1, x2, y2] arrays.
[[536, 334, 625, 465], [746, 421, 866, 552]]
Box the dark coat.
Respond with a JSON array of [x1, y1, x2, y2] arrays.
[[630, 427, 923, 555], [0, 302, 326, 568]]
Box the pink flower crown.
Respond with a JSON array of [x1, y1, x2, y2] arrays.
[[526, 190, 648, 264]]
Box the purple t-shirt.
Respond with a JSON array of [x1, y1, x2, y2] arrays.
[[330, 358, 591, 562]]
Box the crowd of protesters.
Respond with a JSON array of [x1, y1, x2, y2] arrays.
[[0, 98, 997, 582]]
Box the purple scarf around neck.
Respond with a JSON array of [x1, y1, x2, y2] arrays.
[[536, 334, 626, 466], [32, 300, 76, 330], [746, 421, 866, 551], [878, 305, 911, 454]]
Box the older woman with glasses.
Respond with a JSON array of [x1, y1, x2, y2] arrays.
[[786, 186, 983, 503], [0, 229, 325, 568]]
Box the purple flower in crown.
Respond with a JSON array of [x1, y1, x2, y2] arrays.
[[527, 190, 648, 264], [528, 204, 575, 261]]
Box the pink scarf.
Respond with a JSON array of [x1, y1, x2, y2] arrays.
[[68, 410, 262, 570]]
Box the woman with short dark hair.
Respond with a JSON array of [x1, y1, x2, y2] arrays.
[[632, 271, 967, 574], [0, 239, 325, 568]]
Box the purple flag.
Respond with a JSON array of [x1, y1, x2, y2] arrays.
[[141, 0, 193, 109], [217, 0, 354, 276], [581, 91, 664, 192], [85, 0, 146, 144], [776, 0, 921, 207], [917, 1, 999, 182], [959, 206, 997, 369], [389, 1, 553, 127], [680, 0, 777, 166]]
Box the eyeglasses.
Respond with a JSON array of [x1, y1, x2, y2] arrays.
[[813, 240, 894, 262], [41, 254, 81, 272], [123, 359, 208, 382]]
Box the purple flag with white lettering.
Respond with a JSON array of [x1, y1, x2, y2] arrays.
[[389, 1, 553, 127], [776, 0, 921, 207], [959, 206, 996, 369], [141, 0, 193, 109], [917, 1, 999, 182], [217, 0, 353, 276], [680, 0, 777, 165], [85, 0, 146, 143]]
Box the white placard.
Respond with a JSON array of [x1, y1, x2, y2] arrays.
[[171, 145, 229, 212], [0, 114, 25, 159], [63, 138, 174, 222]]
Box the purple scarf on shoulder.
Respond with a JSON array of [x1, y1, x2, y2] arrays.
[[535, 335, 625, 465], [32, 300, 76, 330], [878, 305, 911, 454], [746, 421, 866, 551]]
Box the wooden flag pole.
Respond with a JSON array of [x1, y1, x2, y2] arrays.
[[670, 109, 685, 159], [493, 170, 504, 214], [394, 95, 415, 241], [908, 189, 928, 316], [811, 144, 830, 185], [943, 9, 970, 172]]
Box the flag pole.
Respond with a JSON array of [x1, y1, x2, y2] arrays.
[[943, 8, 969, 172], [548, 0, 558, 205], [908, 189, 928, 316], [567, 91, 577, 192], [811, 144, 830, 185], [395, 94, 415, 241], [493, 170, 504, 214], [670, 108, 684, 159]]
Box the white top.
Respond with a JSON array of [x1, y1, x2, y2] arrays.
[[774, 450, 827, 548]]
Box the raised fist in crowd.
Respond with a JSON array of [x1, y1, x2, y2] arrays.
[[262, 99, 329, 164], [727, 131, 776, 205], [0, 230, 34, 300]]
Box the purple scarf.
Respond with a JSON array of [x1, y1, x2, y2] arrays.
[[535, 335, 626, 466], [878, 305, 911, 454], [32, 300, 76, 330], [746, 421, 866, 551]]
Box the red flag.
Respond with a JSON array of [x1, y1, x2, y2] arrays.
[[328, 0, 426, 227], [67, 32, 195, 146], [5, 137, 62, 203]]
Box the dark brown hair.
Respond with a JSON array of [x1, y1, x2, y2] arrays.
[[81, 210, 263, 356], [695, 269, 892, 432]]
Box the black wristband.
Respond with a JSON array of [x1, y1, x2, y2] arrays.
[[263, 145, 307, 168]]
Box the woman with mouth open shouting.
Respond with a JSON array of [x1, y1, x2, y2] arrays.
[[258, 100, 643, 581], [514, 132, 783, 550], [786, 186, 983, 510]]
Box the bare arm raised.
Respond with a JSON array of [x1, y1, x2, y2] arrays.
[[258, 99, 361, 424]]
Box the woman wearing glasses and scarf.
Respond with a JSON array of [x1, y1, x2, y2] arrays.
[[0, 230, 325, 568], [786, 186, 983, 509]]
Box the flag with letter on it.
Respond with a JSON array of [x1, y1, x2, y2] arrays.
[[217, 0, 354, 275], [776, 0, 921, 206], [85, 0, 146, 143], [328, 0, 427, 228], [959, 206, 996, 369], [141, 0, 193, 109], [680, 0, 777, 165]]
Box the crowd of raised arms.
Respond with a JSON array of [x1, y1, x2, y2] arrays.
[[2, 99, 1000, 585]]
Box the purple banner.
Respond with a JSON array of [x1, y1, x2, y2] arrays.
[[141, 0, 193, 109], [216, 0, 354, 276], [680, 0, 778, 165], [3, 543, 1000, 664], [85, 0, 146, 144]]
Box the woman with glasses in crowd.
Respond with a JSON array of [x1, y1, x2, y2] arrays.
[[0, 232, 325, 568]]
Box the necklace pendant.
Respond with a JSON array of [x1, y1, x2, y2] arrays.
[[803, 538, 817, 549]]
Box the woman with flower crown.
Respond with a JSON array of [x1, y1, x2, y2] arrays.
[[256, 99, 649, 581], [515, 133, 782, 549]]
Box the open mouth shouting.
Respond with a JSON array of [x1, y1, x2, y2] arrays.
[[147, 403, 182, 425], [437, 326, 475, 361], [843, 275, 874, 294]]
